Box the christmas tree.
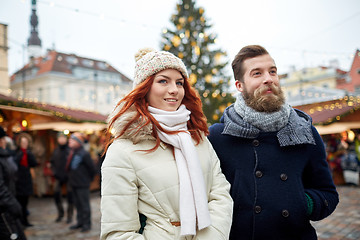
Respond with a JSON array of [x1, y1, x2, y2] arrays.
[[160, 0, 234, 125]]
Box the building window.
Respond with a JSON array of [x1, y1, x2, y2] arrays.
[[66, 56, 78, 64], [89, 90, 95, 103], [357, 68, 360, 74], [345, 76, 352, 83], [82, 59, 94, 67], [57, 55, 63, 62], [79, 89, 85, 101], [38, 87, 43, 102], [97, 62, 107, 69], [106, 92, 111, 104], [59, 87, 65, 101], [31, 68, 38, 76]]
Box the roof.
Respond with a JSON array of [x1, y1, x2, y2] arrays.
[[287, 86, 347, 106], [294, 96, 360, 125], [0, 93, 107, 123], [11, 50, 132, 83]]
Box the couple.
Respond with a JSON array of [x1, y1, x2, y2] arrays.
[[100, 45, 339, 240]]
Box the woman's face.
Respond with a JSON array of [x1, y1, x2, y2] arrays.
[[20, 137, 29, 149], [146, 69, 185, 111]]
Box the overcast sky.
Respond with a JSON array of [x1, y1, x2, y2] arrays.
[[1, 0, 359, 81]]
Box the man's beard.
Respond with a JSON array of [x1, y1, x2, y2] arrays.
[[242, 84, 285, 113]]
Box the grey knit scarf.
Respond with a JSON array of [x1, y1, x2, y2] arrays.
[[234, 94, 291, 132], [222, 95, 316, 146]]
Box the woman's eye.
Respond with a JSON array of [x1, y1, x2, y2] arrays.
[[176, 81, 184, 86], [158, 80, 167, 84]]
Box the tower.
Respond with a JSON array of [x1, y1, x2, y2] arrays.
[[0, 23, 10, 95], [27, 0, 42, 58]]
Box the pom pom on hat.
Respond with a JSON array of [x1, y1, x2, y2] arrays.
[[135, 48, 155, 62], [133, 48, 188, 88]]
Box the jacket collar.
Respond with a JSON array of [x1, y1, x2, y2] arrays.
[[221, 104, 316, 146], [108, 103, 155, 144]]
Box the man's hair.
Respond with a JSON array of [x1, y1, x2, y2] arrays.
[[232, 45, 269, 82]]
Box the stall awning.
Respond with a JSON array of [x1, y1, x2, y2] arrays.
[[315, 122, 360, 135], [0, 93, 107, 132], [29, 121, 107, 131]]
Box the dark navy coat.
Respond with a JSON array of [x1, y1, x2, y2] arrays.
[[68, 147, 96, 188], [208, 108, 338, 240]]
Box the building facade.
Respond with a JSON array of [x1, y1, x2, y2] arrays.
[[10, 50, 132, 115], [337, 49, 360, 93], [280, 66, 347, 106]]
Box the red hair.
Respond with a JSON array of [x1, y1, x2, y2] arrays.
[[104, 73, 208, 153]]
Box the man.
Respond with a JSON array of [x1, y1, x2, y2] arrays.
[[208, 45, 339, 240], [67, 132, 96, 232], [0, 126, 27, 239], [50, 132, 74, 223]]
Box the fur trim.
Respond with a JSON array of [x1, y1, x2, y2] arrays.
[[108, 103, 154, 144]]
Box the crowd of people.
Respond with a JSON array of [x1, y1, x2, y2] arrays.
[[0, 128, 103, 239], [323, 132, 360, 186]]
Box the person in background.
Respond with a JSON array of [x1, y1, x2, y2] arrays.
[[100, 48, 233, 239], [14, 132, 38, 228], [0, 126, 27, 240], [208, 45, 339, 240], [355, 132, 360, 185], [67, 132, 96, 232], [50, 132, 74, 223]]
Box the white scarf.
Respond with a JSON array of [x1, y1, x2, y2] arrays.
[[148, 105, 211, 236]]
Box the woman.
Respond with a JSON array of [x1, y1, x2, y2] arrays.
[[101, 48, 233, 239], [14, 132, 38, 227]]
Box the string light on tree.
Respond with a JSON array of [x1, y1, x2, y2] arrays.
[[160, 0, 234, 125]]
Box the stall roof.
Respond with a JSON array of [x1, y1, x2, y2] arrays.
[[0, 93, 107, 123], [294, 96, 360, 134], [294, 96, 360, 125]]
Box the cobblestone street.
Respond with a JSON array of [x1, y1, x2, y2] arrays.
[[24, 185, 360, 240]]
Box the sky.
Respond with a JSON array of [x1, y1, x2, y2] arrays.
[[0, 0, 359, 82]]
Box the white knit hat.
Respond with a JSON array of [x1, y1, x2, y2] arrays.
[[133, 48, 189, 89]]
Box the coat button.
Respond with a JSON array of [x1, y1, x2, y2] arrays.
[[324, 199, 329, 207], [282, 210, 289, 217], [280, 173, 288, 181], [252, 139, 259, 147], [255, 170, 263, 178], [254, 205, 262, 213]]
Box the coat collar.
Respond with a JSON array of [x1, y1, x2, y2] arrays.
[[221, 105, 316, 146], [108, 103, 155, 144]]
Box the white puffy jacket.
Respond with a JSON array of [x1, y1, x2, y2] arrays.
[[101, 107, 233, 240]]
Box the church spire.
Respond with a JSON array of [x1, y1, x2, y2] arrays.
[[27, 0, 42, 58]]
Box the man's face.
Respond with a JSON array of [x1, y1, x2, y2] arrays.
[[235, 54, 285, 112], [68, 137, 81, 149], [57, 135, 67, 145]]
